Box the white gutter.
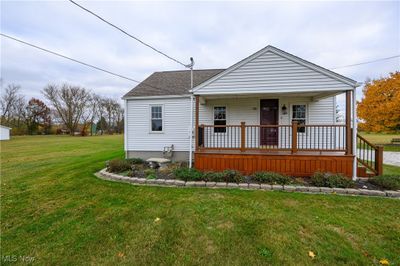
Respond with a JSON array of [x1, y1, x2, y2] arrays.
[[352, 86, 358, 180], [123, 95, 190, 100]]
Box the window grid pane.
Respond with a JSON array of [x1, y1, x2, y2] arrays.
[[151, 106, 162, 119], [151, 106, 162, 131]]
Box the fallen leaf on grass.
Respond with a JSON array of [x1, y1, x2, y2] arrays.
[[117, 252, 125, 258], [379, 258, 389, 265], [308, 251, 316, 259]]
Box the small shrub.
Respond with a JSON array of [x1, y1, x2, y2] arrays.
[[173, 167, 203, 181], [127, 157, 144, 164], [203, 171, 225, 182], [107, 159, 131, 173], [310, 172, 354, 188], [309, 172, 326, 187], [369, 175, 400, 190], [253, 171, 292, 185], [222, 169, 244, 183], [144, 169, 156, 179]]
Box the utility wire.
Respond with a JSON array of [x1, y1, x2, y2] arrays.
[[4, 33, 398, 91], [0, 33, 172, 93], [69, 0, 188, 68], [331, 55, 400, 70]]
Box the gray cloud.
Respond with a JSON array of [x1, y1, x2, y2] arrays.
[[1, 0, 399, 109]]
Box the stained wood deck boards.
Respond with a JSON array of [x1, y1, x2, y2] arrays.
[[194, 152, 354, 177]]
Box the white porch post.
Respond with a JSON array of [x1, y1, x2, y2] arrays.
[[352, 87, 358, 180]]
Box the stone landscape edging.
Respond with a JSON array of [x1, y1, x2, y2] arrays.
[[96, 168, 400, 198]]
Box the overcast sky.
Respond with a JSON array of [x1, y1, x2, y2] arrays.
[[1, 0, 399, 108]]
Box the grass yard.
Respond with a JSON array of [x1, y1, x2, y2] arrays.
[[359, 132, 400, 152], [1, 135, 399, 265], [383, 164, 400, 175]]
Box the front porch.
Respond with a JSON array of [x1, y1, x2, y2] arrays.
[[193, 92, 358, 178]]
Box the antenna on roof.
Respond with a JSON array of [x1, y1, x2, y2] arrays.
[[186, 57, 195, 69]]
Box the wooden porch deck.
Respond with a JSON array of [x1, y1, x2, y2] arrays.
[[194, 151, 354, 177]]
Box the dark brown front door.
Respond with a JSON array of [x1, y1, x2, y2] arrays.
[[260, 99, 279, 146]]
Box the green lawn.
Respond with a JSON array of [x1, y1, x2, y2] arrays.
[[1, 135, 399, 265], [359, 132, 400, 152]]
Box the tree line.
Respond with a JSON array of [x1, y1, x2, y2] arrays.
[[0, 83, 124, 136]]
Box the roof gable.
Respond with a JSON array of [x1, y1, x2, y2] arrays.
[[192, 45, 357, 94]]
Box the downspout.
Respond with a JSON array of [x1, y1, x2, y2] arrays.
[[124, 98, 128, 158], [188, 58, 194, 168], [352, 85, 359, 180], [189, 95, 193, 168]]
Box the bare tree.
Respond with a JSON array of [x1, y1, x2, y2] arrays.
[[14, 96, 28, 129], [93, 95, 106, 135], [102, 98, 119, 134], [42, 84, 91, 135], [0, 84, 24, 125], [113, 104, 124, 134]]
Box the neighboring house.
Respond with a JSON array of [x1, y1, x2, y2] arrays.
[[0, 125, 11, 140], [123, 45, 382, 179]]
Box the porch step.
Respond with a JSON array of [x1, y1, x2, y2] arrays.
[[146, 158, 171, 169]]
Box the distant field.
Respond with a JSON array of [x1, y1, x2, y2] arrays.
[[1, 135, 399, 265], [359, 132, 400, 152]]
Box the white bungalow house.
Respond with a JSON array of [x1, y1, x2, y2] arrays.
[[123, 45, 383, 179]]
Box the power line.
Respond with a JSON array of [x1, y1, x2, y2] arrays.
[[331, 55, 400, 70], [0, 33, 170, 92], [69, 0, 188, 68], [5, 32, 399, 92]]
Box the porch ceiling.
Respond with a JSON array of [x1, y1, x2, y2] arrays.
[[198, 90, 345, 101]]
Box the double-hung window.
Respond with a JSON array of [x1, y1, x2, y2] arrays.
[[150, 105, 163, 132], [214, 106, 226, 133], [292, 104, 306, 133]]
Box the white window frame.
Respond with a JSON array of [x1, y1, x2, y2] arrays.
[[149, 104, 164, 133], [213, 106, 227, 134], [290, 103, 308, 134]]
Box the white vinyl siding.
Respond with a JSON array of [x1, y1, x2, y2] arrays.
[[125, 95, 341, 152], [196, 50, 353, 95], [126, 97, 191, 152]]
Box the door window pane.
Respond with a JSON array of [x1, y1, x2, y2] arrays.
[[214, 106, 226, 133], [292, 105, 306, 133]]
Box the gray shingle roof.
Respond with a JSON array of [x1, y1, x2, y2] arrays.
[[123, 69, 225, 98]]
